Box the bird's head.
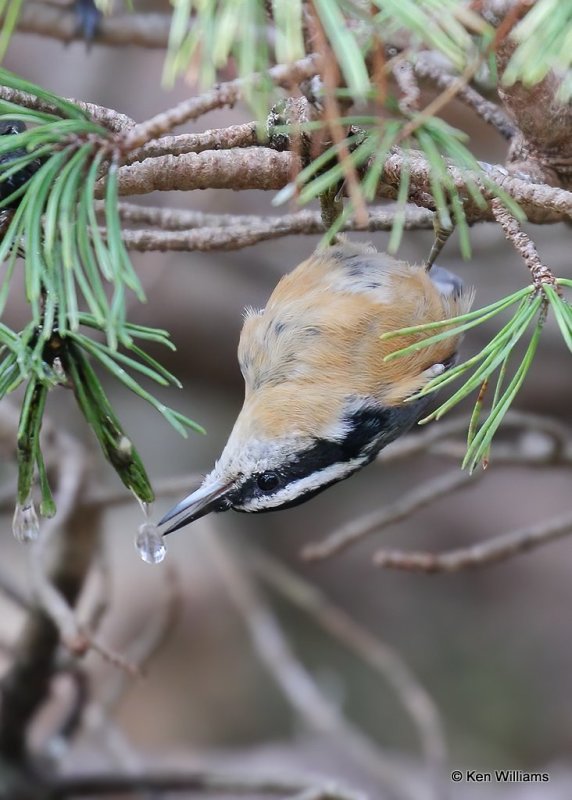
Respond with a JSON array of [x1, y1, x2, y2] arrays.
[[157, 386, 428, 535]]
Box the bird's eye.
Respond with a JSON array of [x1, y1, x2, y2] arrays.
[[256, 471, 280, 493]]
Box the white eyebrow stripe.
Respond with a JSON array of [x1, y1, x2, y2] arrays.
[[239, 457, 365, 512]]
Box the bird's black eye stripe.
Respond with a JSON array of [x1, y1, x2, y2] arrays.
[[256, 470, 281, 493]]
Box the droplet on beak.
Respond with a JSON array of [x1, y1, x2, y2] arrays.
[[135, 522, 166, 565]]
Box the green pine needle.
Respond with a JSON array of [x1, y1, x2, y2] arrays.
[[0, 71, 208, 512], [381, 283, 554, 470]]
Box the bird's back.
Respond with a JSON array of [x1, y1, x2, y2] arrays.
[[239, 242, 471, 408]]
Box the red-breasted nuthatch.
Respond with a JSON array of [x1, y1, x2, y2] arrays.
[[158, 241, 471, 534]]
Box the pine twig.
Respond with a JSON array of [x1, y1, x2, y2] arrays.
[[0, 86, 134, 133], [103, 149, 297, 197], [127, 123, 262, 164], [373, 511, 572, 573], [115, 206, 435, 252], [414, 52, 515, 140], [491, 198, 558, 288], [121, 55, 320, 150], [302, 470, 478, 562]]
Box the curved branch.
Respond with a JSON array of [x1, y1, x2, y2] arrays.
[[117, 206, 435, 251], [122, 55, 321, 149], [414, 52, 515, 141], [302, 470, 478, 562], [0, 86, 134, 133], [373, 511, 572, 572], [0, 427, 99, 760]]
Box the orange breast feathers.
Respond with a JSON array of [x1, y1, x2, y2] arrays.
[[238, 242, 472, 430]]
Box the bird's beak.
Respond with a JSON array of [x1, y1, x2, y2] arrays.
[[157, 478, 233, 535]]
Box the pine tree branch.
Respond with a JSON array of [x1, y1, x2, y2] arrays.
[[15, 2, 173, 48], [121, 55, 321, 150], [378, 148, 572, 224], [496, 29, 572, 188], [373, 511, 572, 573], [0, 85, 134, 132], [413, 52, 516, 140], [115, 206, 435, 252], [302, 470, 479, 562], [491, 198, 558, 287], [105, 148, 298, 197], [127, 123, 262, 164], [106, 143, 572, 224]]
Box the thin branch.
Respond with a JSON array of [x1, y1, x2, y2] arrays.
[[76, 565, 181, 773], [302, 470, 479, 562], [0, 567, 31, 609], [122, 55, 320, 150], [113, 203, 280, 229], [414, 52, 515, 140], [429, 438, 572, 467], [199, 525, 416, 800], [399, 57, 484, 143], [116, 206, 436, 251], [80, 543, 112, 636], [491, 199, 558, 288], [378, 147, 572, 224], [24, 443, 138, 676], [373, 511, 572, 573], [247, 547, 447, 799], [376, 416, 479, 464], [303, 411, 571, 562], [373, 408, 569, 466], [0, 86, 134, 133], [393, 59, 421, 115], [109, 202, 434, 232], [127, 123, 263, 164], [15, 2, 173, 48]]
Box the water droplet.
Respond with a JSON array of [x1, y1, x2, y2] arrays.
[[135, 522, 166, 565], [12, 500, 40, 543]]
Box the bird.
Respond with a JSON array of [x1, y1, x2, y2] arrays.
[[158, 240, 472, 535]]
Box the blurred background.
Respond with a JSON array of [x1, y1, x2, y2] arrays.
[[1, 19, 571, 799]]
